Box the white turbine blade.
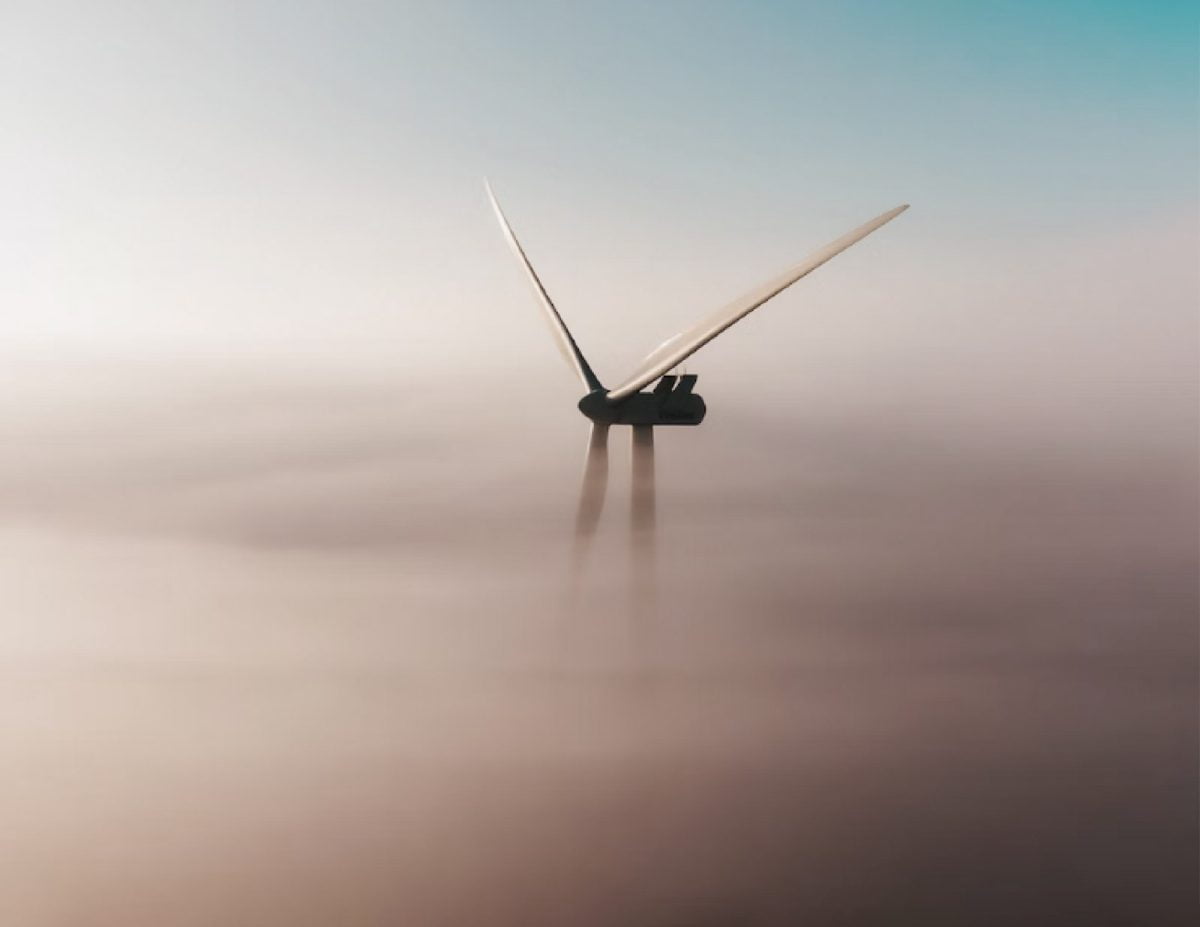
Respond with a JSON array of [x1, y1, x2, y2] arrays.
[[606, 203, 909, 401], [485, 180, 603, 392], [574, 423, 610, 543], [630, 425, 657, 624], [569, 422, 610, 600], [630, 425, 656, 542]]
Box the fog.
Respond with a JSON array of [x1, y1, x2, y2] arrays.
[[1, 313, 1194, 926], [3, 0, 1196, 920]]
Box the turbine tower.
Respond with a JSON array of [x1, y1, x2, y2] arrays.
[[486, 181, 907, 579]]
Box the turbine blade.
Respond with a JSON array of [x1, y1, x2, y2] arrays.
[[630, 425, 657, 623], [485, 180, 603, 392], [574, 422, 610, 546], [606, 203, 909, 400], [630, 425, 656, 541]]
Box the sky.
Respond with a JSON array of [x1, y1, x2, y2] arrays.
[[4, 0, 1196, 361], [1, 2, 1197, 925]]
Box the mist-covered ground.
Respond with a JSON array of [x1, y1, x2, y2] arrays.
[[0, 349, 1194, 927]]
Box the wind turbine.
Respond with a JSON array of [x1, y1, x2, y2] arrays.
[[486, 181, 908, 579]]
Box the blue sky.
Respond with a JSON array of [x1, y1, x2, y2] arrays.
[[10, 1, 1195, 210], [3, 0, 1196, 387]]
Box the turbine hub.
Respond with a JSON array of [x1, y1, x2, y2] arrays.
[[577, 390, 620, 423]]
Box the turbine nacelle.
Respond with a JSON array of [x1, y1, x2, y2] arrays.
[[578, 375, 706, 426]]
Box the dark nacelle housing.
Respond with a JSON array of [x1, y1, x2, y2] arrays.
[[578, 375, 706, 426]]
